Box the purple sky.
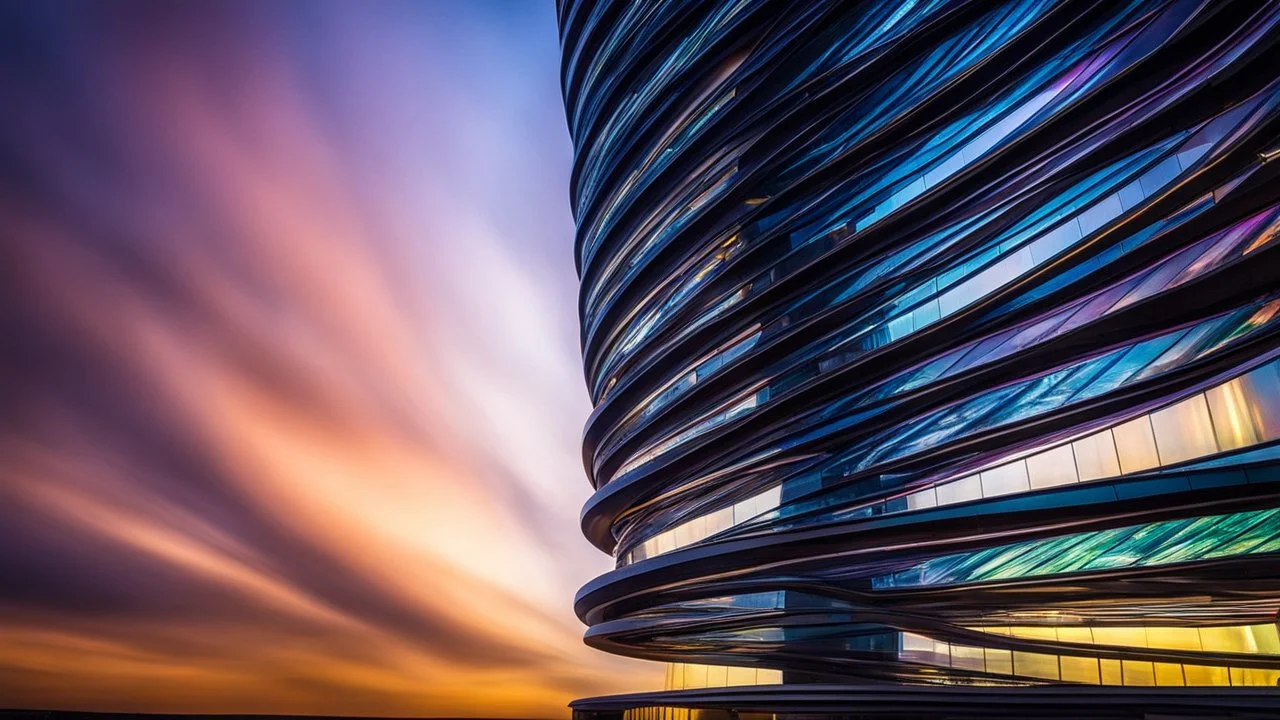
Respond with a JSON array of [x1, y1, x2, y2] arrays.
[[0, 1, 660, 715]]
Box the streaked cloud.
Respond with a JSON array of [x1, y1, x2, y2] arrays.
[[0, 1, 660, 716]]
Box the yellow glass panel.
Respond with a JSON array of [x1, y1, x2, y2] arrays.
[[756, 668, 783, 684], [685, 663, 708, 688], [1233, 668, 1280, 686], [1100, 659, 1123, 685], [972, 620, 1280, 653], [979, 623, 1279, 654], [1007, 625, 1058, 641], [984, 648, 1013, 675], [1072, 429, 1121, 480], [1154, 662, 1186, 686], [1206, 379, 1262, 450], [1199, 625, 1256, 653], [1249, 623, 1280, 654], [706, 664, 728, 687], [1150, 394, 1219, 465], [1055, 626, 1094, 645], [1013, 651, 1060, 680], [1092, 626, 1148, 648], [726, 665, 757, 686], [1061, 655, 1102, 684], [1112, 416, 1160, 473], [1177, 661, 1228, 681], [1122, 660, 1156, 686], [1026, 445, 1079, 488], [1145, 626, 1202, 651]]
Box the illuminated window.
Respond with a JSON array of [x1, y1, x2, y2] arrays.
[[902, 486, 934, 509], [980, 461, 1030, 497], [935, 475, 981, 504], [1026, 444, 1078, 488], [1071, 429, 1121, 480], [1112, 416, 1160, 473], [1150, 394, 1219, 465], [1013, 651, 1060, 680], [1061, 655, 1102, 684]]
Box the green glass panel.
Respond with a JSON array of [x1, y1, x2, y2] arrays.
[[875, 508, 1280, 588]]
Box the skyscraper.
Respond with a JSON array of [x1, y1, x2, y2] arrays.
[[560, 2, 1280, 717]]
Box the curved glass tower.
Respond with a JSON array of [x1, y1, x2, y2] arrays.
[[560, 1, 1280, 717]]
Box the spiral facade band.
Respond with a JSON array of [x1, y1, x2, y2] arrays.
[[558, 1, 1280, 716]]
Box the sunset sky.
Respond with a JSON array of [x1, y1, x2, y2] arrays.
[[0, 1, 661, 716]]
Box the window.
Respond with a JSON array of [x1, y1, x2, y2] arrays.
[[1150, 394, 1219, 465], [1072, 429, 1121, 480], [935, 475, 981, 504], [1121, 660, 1156, 686], [1112, 415, 1160, 473], [981, 461, 1030, 497], [1207, 362, 1280, 449], [1026, 444, 1079, 488], [1061, 656, 1102, 684], [1013, 651, 1060, 680], [906, 487, 938, 509]]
